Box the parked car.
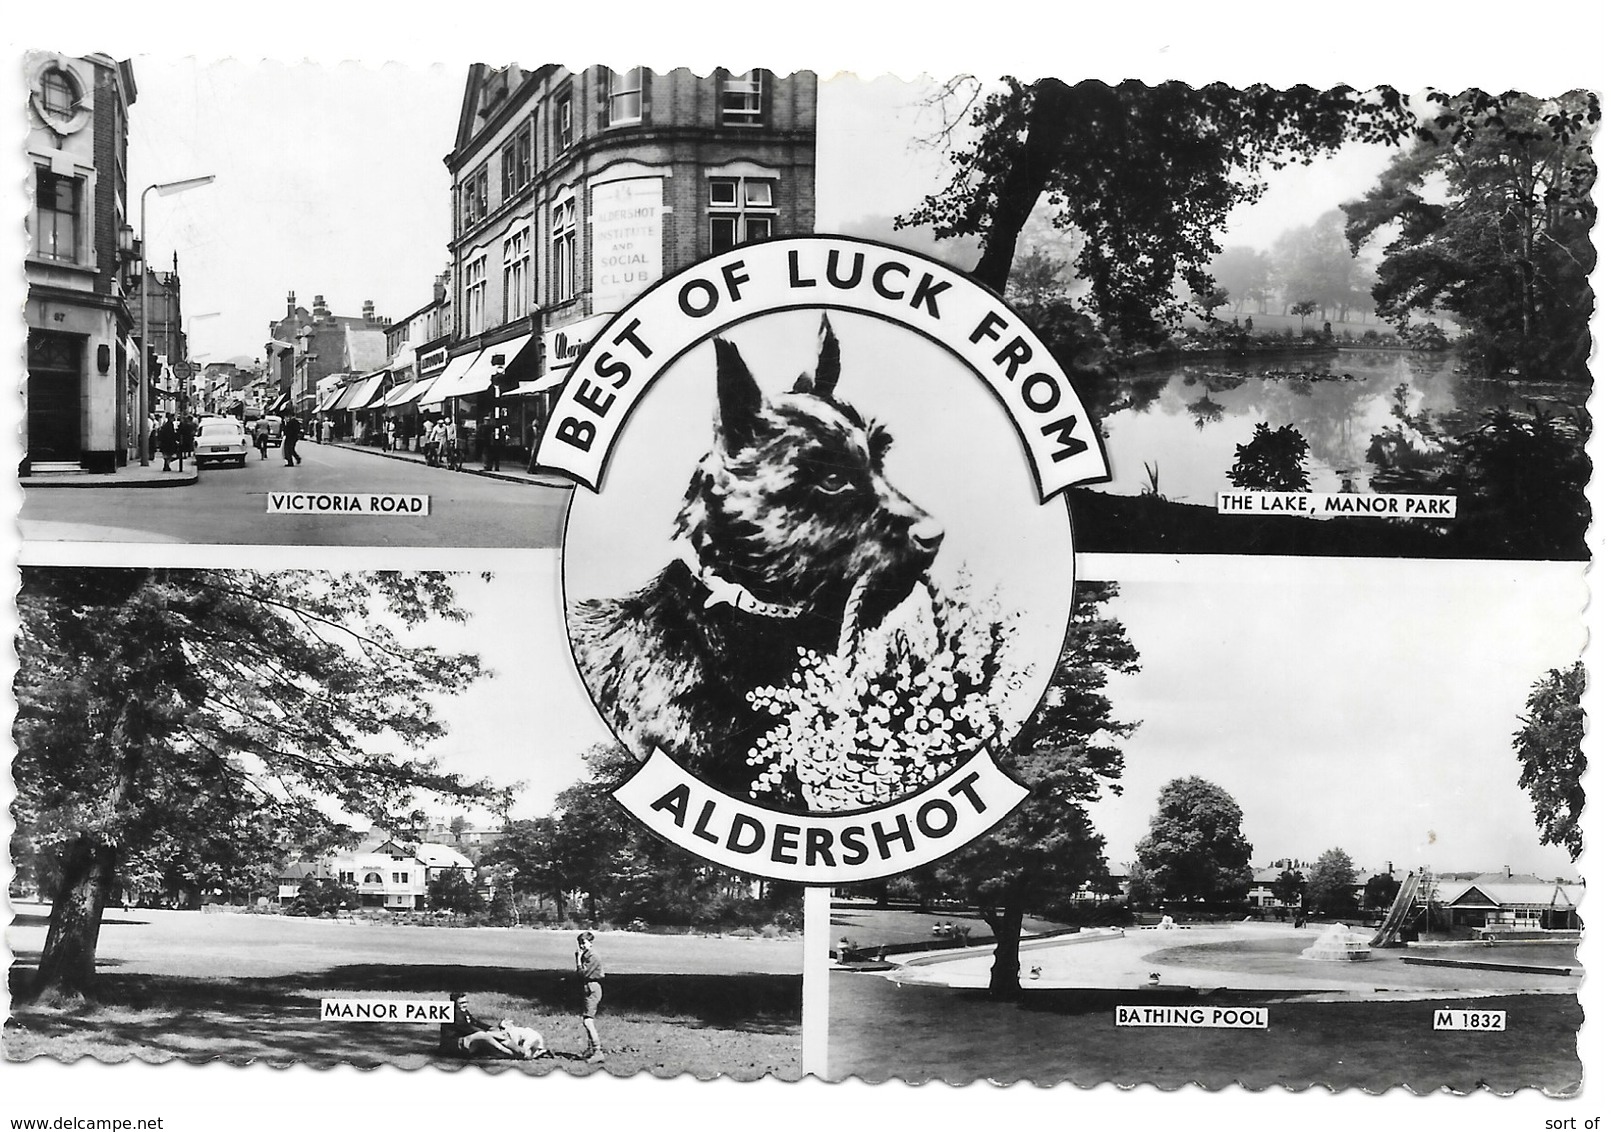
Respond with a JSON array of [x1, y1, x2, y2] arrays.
[[259, 415, 283, 444], [195, 418, 249, 467]]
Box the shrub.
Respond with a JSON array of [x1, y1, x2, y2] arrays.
[[1228, 423, 1311, 491], [746, 572, 1027, 811], [1399, 321, 1450, 350]]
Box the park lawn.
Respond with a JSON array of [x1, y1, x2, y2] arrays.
[[5, 906, 801, 1079], [5, 968, 800, 1079], [829, 973, 1581, 1094]]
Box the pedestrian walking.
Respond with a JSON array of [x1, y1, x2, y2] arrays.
[[575, 931, 605, 1063], [283, 415, 304, 466], [480, 418, 500, 471], [423, 418, 441, 467], [253, 420, 271, 460], [178, 415, 195, 459], [385, 419, 397, 451], [526, 419, 542, 474], [158, 414, 178, 471]]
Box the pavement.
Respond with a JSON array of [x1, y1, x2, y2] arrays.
[[18, 442, 575, 491], [21, 462, 198, 488], [874, 922, 1584, 1000], [326, 440, 574, 489]]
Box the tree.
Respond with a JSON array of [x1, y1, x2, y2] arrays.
[[11, 568, 497, 1000], [1271, 868, 1306, 907], [1229, 422, 1312, 491], [1288, 299, 1319, 333], [1513, 661, 1586, 860], [919, 582, 1140, 998], [546, 744, 794, 930], [1209, 246, 1272, 313], [1270, 212, 1375, 322], [1122, 860, 1157, 910], [1134, 778, 1254, 904], [290, 876, 359, 918], [427, 869, 485, 915], [1343, 91, 1598, 380], [902, 79, 1415, 344], [1306, 848, 1359, 917], [1363, 872, 1402, 911], [482, 817, 568, 915], [1192, 284, 1232, 323]]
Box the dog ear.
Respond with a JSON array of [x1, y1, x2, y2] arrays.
[[713, 337, 762, 451], [813, 314, 841, 399]]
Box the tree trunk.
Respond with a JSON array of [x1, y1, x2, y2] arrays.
[[971, 80, 1080, 295], [32, 841, 119, 1001], [981, 900, 1025, 999]]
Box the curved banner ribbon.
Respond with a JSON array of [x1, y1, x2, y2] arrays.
[[614, 748, 1029, 884], [540, 235, 1110, 502]]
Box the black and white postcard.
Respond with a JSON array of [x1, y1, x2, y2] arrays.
[[3, 9, 1603, 1132]]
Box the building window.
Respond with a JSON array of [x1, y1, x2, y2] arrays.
[[556, 93, 574, 150], [41, 68, 76, 118], [608, 67, 643, 126], [339, 871, 356, 884], [551, 196, 577, 301], [721, 70, 764, 126], [33, 167, 82, 263], [708, 178, 776, 254], [501, 125, 532, 199], [465, 255, 487, 335], [503, 227, 530, 323], [461, 166, 489, 231]]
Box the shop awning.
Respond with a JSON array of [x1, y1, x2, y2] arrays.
[[394, 373, 444, 407], [380, 379, 421, 408], [418, 349, 483, 408], [315, 385, 346, 412], [344, 373, 390, 411], [434, 333, 535, 401], [266, 392, 291, 415], [328, 382, 363, 412], [510, 372, 567, 396]]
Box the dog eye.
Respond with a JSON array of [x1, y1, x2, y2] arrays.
[[815, 470, 856, 495]]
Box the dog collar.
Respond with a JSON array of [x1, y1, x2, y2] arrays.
[[676, 543, 803, 620]]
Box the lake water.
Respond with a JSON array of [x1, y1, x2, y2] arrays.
[[1083, 350, 1589, 505]]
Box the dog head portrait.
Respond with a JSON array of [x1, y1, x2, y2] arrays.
[[673, 316, 944, 635]]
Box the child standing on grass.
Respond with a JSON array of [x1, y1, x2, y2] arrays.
[[576, 931, 605, 1063]]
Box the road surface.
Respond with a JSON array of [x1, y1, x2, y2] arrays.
[[20, 442, 570, 547]]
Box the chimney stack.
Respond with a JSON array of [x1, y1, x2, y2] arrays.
[[287, 290, 297, 317], [313, 294, 330, 319], [363, 299, 376, 323]]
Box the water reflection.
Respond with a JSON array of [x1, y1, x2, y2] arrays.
[[1085, 350, 1588, 505]]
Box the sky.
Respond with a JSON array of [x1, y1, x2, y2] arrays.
[[1088, 556, 1586, 881], [121, 61, 1414, 366], [396, 556, 1585, 886], [125, 58, 465, 367]]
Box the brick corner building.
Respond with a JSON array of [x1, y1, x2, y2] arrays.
[[430, 64, 817, 462], [22, 51, 138, 475]]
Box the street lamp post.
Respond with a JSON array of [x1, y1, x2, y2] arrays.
[[138, 175, 215, 466]]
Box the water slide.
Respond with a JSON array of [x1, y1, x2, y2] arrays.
[[1369, 873, 1421, 947]]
